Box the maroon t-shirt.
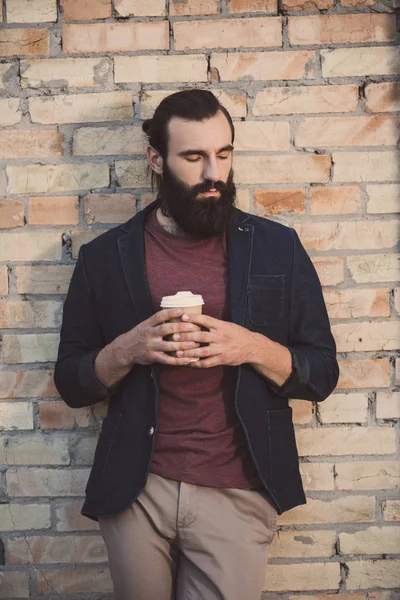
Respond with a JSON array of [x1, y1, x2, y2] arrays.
[[144, 207, 259, 489]]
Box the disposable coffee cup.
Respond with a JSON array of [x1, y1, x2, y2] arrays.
[[160, 291, 204, 361]]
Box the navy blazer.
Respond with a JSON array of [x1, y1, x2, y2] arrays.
[[54, 202, 339, 520]]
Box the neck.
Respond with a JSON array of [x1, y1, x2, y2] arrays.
[[156, 208, 193, 239]]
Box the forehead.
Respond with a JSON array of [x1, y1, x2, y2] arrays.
[[167, 111, 232, 154]]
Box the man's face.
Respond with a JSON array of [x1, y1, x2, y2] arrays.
[[158, 111, 236, 238]]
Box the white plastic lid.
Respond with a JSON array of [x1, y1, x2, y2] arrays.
[[160, 291, 204, 308]]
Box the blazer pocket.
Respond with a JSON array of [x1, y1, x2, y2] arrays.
[[85, 413, 121, 495], [248, 274, 285, 327]]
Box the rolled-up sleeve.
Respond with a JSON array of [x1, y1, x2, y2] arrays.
[[54, 245, 110, 408]]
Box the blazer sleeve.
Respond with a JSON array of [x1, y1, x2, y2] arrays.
[[272, 228, 339, 402], [54, 245, 110, 408]]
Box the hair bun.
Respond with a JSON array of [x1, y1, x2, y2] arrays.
[[142, 118, 152, 134]]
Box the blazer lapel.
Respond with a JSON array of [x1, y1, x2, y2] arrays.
[[118, 202, 155, 324], [228, 210, 254, 326]]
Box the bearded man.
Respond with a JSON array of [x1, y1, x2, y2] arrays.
[[55, 89, 338, 600]]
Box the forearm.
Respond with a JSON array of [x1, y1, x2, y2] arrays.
[[94, 333, 136, 389], [246, 331, 292, 387]]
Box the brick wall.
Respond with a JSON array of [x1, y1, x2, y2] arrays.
[[0, 0, 399, 597]]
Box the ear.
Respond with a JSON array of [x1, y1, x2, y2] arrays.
[[147, 146, 163, 175]]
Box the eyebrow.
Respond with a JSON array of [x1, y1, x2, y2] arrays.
[[178, 144, 234, 157]]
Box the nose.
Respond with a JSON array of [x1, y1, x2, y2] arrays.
[[203, 157, 220, 184]]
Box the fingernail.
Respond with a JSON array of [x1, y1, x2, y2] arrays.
[[182, 313, 189, 321]]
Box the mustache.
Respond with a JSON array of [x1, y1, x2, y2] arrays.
[[191, 180, 228, 194]]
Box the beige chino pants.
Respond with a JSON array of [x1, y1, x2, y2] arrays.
[[98, 472, 277, 600]]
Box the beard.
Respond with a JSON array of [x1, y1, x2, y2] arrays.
[[158, 163, 236, 239]]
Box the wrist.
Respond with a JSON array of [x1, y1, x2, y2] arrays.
[[112, 333, 137, 369]]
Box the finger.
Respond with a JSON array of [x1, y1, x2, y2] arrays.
[[181, 345, 217, 359], [156, 321, 196, 337], [159, 340, 200, 352], [150, 308, 183, 325], [181, 312, 218, 329], [172, 331, 216, 343], [154, 352, 192, 366], [189, 356, 222, 368]]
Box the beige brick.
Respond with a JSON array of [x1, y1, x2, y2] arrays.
[[0, 130, 64, 161], [340, 526, 400, 555], [7, 163, 109, 194], [341, 0, 375, 4], [3, 333, 59, 364], [235, 121, 289, 152], [290, 594, 397, 600], [264, 562, 340, 591], [39, 401, 91, 429], [296, 427, 396, 457], [84, 193, 136, 224], [299, 462, 334, 490], [115, 55, 207, 84], [347, 254, 399, 284], [63, 22, 168, 54], [283, 0, 333, 7], [235, 189, 250, 212], [0, 232, 61, 262], [21, 57, 112, 88], [0, 572, 29, 598], [337, 359, 390, 389], [324, 289, 389, 319], [170, 0, 220, 14], [74, 436, 97, 465], [336, 461, 400, 491], [270, 530, 335, 558], [140, 89, 247, 119], [0, 370, 57, 399], [0, 436, 69, 465], [0, 403, 33, 430], [290, 399, 313, 424], [61, 0, 111, 19], [0, 266, 8, 295], [310, 186, 360, 215], [333, 322, 399, 353], [7, 468, 89, 497], [289, 14, 396, 45], [234, 155, 330, 184], [0, 301, 62, 329], [56, 500, 99, 531], [297, 116, 399, 148], [71, 231, 104, 259], [211, 50, 316, 81], [296, 221, 398, 251], [312, 256, 344, 286], [376, 392, 400, 419], [74, 125, 146, 157], [366, 184, 400, 214], [255, 189, 306, 215], [366, 82, 400, 114], [0, 504, 50, 531], [16, 266, 74, 294], [318, 393, 368, 424], [321, 47, 400, 78], [37, 567, 112, 594], [0, 97, 21, 125], [228, 0, 277, 12], [0, 29, 49, 57], [253, 84, 358, 116], [29, 91, 133, 125], [9, 535, 107, 564], [396, 359, 400, 385], [174, 18, 281, 51], [0, 64, 13, 88], [383, 500, 400, 522], [115, 160, 149, 188], [278, 496, 375, 525], [347, 560, 400, 589], [29, 196, 79, 225], [7, 0, 57, 22], [0, 200, 24, 229], [115, 0, 166, 16]]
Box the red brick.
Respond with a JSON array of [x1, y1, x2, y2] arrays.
[[255, 189, 305, 215], [56, 500, 100, 531], [228, 0, 277, 11], [296, 116, 399, 148], [0, 29, 49, 57], [289, 14, 396, 45], [84, 193, 136, 224], [9, 535, 107, 564], [63, 22, 169, 54], [39, 401, 91, 429], [310, 186, 360, 215], [0, 130, 63, 159], [62, 0, 111, 19], [312, 257, 344, 287], [0, 370, 57, 399], [29, 196, 79, 225], [170, 0, 220, 14], [0, 266, 8, 295], [337, 359, 390, 389], [37, 568, 113, 594], [283, 0, 333, 7], [365, 82, 400, 114], [0, 200, 24, 229], [211, 50, 316, 81]]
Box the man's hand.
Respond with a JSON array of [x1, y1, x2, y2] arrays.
[[175, 313, 293, 387]]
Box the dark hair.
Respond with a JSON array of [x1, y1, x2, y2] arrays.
[[142, 89, 235, 191]]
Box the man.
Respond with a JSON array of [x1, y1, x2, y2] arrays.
[[55, 89, 339, 600]]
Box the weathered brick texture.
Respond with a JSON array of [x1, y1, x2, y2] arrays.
[[0, 0, 398, 597]]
